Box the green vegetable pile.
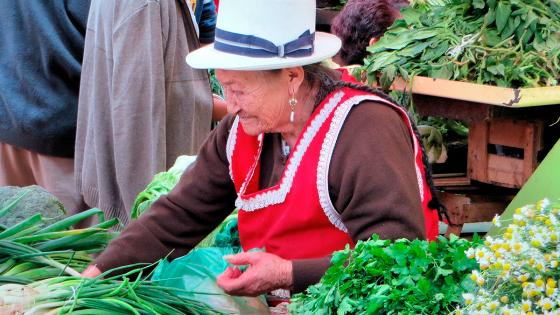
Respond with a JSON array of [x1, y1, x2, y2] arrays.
[[290, 235, 482, 315], [0, 266, 221, 314], [0, 191, 118, 284], [364, 0, 560, 88]]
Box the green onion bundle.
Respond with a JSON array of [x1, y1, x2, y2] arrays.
[[0, 266, 222, 315], [0, 192, 118, 284]]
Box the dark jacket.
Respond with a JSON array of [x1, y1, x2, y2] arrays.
[[0, 0, 90, 158]]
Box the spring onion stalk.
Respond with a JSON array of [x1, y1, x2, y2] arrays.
[[0, 267, 224, 315]]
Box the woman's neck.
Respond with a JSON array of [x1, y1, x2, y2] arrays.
[[281, 83, 319, 148]]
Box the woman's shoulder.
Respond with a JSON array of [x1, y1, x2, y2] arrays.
[[343, 98, 411, 133]]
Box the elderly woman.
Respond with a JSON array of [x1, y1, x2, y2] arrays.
[[83, 0, 441, 297]]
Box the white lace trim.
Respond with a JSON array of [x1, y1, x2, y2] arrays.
[[226, 116, 240, 181], [415, 164, 425, 202], [317, 94, 426, 232], [317, 95, 382, 233], [236, 91, 345, 211]]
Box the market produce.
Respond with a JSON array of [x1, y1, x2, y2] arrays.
[[0, 266, 221, 315], [0, 190, 118, 284], [289, 235, 482, 314], [456, 199, 560, 314], [364, 0, 560, 88], [131, 155, 196, 219]]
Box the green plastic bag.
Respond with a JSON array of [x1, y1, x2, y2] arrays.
[[151, 247, 269, 314]]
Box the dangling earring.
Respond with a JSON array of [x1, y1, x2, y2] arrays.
[[288, 96, 297, 123]]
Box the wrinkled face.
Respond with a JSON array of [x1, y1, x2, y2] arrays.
[[216, 69, 292, 135]]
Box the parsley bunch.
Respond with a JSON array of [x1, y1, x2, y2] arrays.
[[290, 235, 482, 315]]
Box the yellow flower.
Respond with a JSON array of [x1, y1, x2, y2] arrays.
[[541, 298, 553, 311], [500, 295, 509, 303], [521, 301, 531, 312]]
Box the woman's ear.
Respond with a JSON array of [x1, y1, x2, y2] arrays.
[[369, 37, 379, 47], [284, 67, 305, 93]]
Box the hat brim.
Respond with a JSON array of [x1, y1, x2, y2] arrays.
[[186, 32, 341, 71]]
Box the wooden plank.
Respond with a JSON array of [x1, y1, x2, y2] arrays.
[[488, 119, 532, 148], [434, 176, 471, 187], [412, 95, 491, 122], [439, 192, 468, 224], [390, 76, 560, 107], [487, 154, 524, 188], [468, 121, 489, 182], [463, 202, 508, 222], [523, 122, 540, 182]]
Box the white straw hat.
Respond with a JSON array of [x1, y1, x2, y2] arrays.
[[186, 0, 342, 71]]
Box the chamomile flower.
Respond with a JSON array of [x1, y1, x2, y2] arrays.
[[456, 199, 560, 315]]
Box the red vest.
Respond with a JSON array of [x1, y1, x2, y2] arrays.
[[226, 88, 438, 260]]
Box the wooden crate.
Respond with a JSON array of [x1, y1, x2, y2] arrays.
[[468, 118, 544, 188], [440, 191, 512, 237]]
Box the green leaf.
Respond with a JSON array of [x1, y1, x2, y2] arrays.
[[435, 267, 454, 280], [420, 41, 449, 62], [501, 16, 520, 40], [400, 8, 422, 26], [429, 63, 453, 79], [495, 2, 512, 33], [487, 63, 505, 76], [380, 65, 397, 90], [398, 41, 432, 58], [472, 0, 485, 9], [482, 29, 501, 47], [368, 51, 400, 72]]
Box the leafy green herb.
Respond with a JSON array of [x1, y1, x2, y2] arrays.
[[290, 235, 482, 315], [363, 0, 560, 88]]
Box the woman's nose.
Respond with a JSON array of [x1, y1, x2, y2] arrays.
[[225, 97, 240, 115]]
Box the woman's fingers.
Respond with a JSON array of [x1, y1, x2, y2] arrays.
[[81, 265, 102, 278], [217, 252, 293, 296]]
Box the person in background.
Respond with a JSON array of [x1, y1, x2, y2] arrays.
[[82, 0, 440, 300], [74, 0, 217, 226], [0, 1, 91, 218], [331, 0, 409, 66]]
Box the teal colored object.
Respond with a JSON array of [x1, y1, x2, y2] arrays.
[[487, 139, 560, 236], [151, 247, 268, 314]]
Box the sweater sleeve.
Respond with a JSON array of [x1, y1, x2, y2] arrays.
[[291, 101, 426, 292], [197, 0, 216, 43], [94, 116, 238, 271]]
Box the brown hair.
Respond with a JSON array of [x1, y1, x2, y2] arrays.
[[331, 0, 409, 65]]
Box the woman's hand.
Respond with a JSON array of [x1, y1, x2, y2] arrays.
[[81, 265, 102, 278], [217, 252, 293, 296]]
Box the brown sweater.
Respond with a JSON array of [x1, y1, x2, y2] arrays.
[[94, 98, 426, 293]]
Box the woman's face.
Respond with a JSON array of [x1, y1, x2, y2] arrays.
[[216, 69, 293, 136]]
